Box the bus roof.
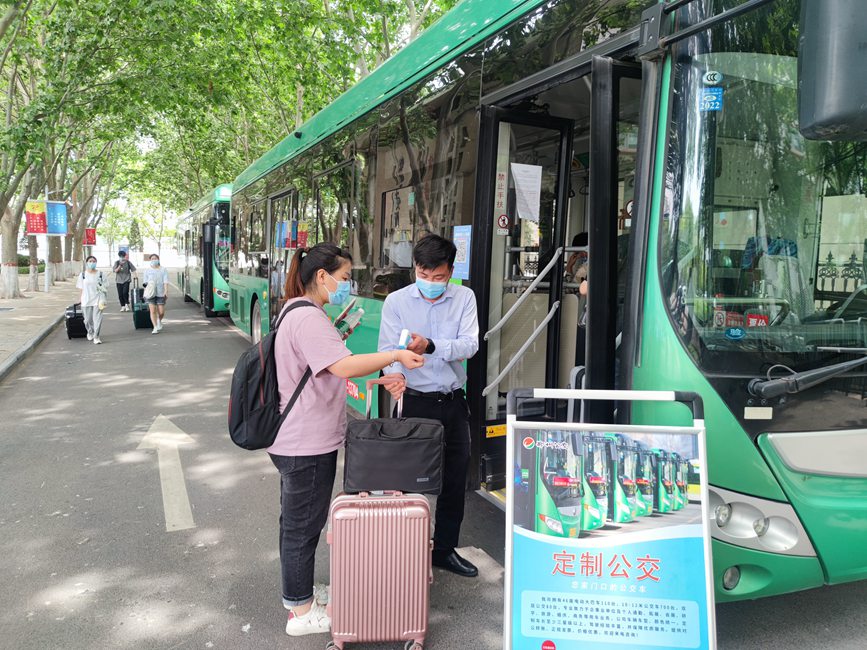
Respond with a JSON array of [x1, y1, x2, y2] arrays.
[[232, 0, 546, 194], [187, 184, 232, 217]]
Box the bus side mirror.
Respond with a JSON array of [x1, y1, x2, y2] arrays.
[[202, 224, 214, 244], [798, 0, 867, 141]]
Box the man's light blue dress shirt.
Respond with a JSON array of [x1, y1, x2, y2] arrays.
[[377, 282, 479, 393]]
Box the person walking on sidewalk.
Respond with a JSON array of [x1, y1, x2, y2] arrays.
[[142, 253, 169, 334], [112, 250, 136, 311], [270, 243, 424, 637], [76, 255, 108, 345], [377, 233, 481, 578]]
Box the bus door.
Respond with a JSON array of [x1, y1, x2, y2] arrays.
[[268, 190, 297, 319], [474, 109, 574, 489], [584, 57, 642, 422]]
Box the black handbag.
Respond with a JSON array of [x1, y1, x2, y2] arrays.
[[344, 379, 444, 495]]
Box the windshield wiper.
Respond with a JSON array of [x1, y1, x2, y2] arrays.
[[748, 352, 867, 399]]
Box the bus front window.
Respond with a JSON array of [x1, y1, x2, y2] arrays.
[[661, 0, 866, 432]]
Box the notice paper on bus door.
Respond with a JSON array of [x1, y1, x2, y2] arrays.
[[510, 163, 542, 222], [504, 388, 715, 650]]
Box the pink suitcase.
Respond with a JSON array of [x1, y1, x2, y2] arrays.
[[326, 491, 431, 650]]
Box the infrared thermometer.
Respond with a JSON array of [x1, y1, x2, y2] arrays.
[[397, 329, 411, 350]]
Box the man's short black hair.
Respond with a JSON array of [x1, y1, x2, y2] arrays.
[[413, 233, 457, 270], [118, 250, 127, 257], [572, 232, 588, 247]]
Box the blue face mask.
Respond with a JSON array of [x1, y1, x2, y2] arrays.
[[87, 262, 97, 270], [416, 277, 448, 300], [326, 274, 351, 306], [150, 260, 159, 267]]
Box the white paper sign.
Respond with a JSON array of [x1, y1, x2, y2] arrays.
[[510, 163, 542, 223]]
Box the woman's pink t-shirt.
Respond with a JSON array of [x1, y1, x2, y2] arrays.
[[267, 298, 352, 457]]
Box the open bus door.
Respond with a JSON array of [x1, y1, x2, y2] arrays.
[[470, 57, 643, 496]]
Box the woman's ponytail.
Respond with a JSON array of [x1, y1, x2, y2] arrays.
[[285, 248, 308, 299]]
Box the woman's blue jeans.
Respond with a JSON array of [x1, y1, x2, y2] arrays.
[[269, 451, 337, 608]]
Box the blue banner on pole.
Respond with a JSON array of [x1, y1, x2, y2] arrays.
[[46, 201, 68, 236]]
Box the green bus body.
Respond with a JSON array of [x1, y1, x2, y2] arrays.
[[177, 184, 232, 316], [226, 0, 867, 601]]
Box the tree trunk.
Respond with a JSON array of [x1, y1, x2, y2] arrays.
[[27, 235, 38, 291], [0, 215, 21, 298], [47, 236, 63, 286]]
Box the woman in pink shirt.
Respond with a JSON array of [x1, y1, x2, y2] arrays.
[[270, 242, 423, 637]]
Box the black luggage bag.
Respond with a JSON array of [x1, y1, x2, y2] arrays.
[[344, 379, 444, 495], [130, 277, 153, 330], [65, 303, 88, 339]]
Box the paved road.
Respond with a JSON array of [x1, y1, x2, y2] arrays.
[[1, 297, 865, 649]]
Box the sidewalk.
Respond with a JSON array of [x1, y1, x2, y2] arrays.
[[0, 272, 80, 383]]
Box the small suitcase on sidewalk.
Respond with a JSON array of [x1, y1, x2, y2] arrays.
[[327, 491, 431, 650], [130, 278, 153, 330], [344, 379, 444, 495], [65, 303, 87, 339]]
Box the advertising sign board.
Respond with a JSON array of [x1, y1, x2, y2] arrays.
[[505, 388, 715, 650]]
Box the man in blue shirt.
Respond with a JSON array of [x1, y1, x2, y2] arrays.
[[378, 234, 480, 577]]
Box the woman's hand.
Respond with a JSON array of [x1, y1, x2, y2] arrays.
[[396, 349, 424, 369]]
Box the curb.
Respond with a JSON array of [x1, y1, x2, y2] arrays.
[[0, 314, 64, 384]]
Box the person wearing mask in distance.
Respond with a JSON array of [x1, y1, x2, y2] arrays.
[[377, 234, 480, 578], [76, 255, 107, 344], [112, 250, 136, 311], [272, 243, 424, 637], [142, 253, 169, 334]]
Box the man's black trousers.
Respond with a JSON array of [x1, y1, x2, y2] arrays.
[[400, 393, 471, 553]]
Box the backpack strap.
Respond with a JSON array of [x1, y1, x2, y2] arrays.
[[274, 300, 317, 422]]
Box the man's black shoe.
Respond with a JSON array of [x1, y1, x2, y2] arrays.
[[432, 550, 478, 577]]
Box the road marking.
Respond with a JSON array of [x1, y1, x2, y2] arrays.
[[137, 414, 196, 532]]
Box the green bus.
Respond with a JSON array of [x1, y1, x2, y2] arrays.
[[228, 0, 867, 600], [177, 184, 233, 316]]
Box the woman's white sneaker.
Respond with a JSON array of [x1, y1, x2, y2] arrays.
[[285, 602, 330, 636], [151, 327, 159, 334]]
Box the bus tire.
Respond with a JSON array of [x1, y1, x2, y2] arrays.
[[251, 300, 262, 344]]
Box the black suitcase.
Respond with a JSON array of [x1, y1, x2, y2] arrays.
[[130, 278, 153, 330], [65, 303, 88, 339], [343, 379, 444, 495]]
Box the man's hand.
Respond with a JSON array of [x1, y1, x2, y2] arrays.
[[381, 372, 407, 400], [406, 333, 428, 355]]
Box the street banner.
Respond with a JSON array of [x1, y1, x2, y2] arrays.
[[46, 201, 68, 236], [25, 200, 47, 235], [505, 388, 715, 650], [84, 228, 97, 246]]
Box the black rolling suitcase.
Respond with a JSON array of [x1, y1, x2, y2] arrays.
[[130, 278, 153, 330], [65, 303, 88, 339], [343, 379, 444, 495]]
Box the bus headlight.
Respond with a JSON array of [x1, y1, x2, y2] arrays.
[[753, 517, 770, 537], [715, 504, 732, 527], [539, 515, 564, 534]]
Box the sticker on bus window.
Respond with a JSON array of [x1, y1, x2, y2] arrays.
[[699, 87, 723, 112]]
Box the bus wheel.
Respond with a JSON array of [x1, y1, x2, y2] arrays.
[[251, 301, 262, 344]]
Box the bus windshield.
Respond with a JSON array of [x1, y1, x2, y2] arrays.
[[661, 0, 867, 377]]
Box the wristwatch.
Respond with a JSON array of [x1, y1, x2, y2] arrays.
[[425, 339, 436, 355]]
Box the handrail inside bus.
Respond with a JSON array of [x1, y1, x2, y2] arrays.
[[482, 300, 561, 397], [484, 246, 563, 341]]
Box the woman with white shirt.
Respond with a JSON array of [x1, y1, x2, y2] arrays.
[[75, 255, 107, 344], [142, 253, 169, 334]]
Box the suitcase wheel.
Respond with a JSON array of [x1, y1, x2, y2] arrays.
[[325, 642, 342, 650], [404, 641, 423, 650]]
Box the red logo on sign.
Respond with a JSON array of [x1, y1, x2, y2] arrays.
[[542, 641, 556, 650]]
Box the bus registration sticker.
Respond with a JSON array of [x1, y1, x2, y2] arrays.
[[699, 87, 723, 112]]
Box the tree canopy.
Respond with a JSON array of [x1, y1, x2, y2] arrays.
[[0, 0, 458, 296]]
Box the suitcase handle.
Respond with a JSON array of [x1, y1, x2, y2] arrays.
[[365, 379, 403, 419]]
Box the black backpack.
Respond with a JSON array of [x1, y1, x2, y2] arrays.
[[228, 300, 316, 450]]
